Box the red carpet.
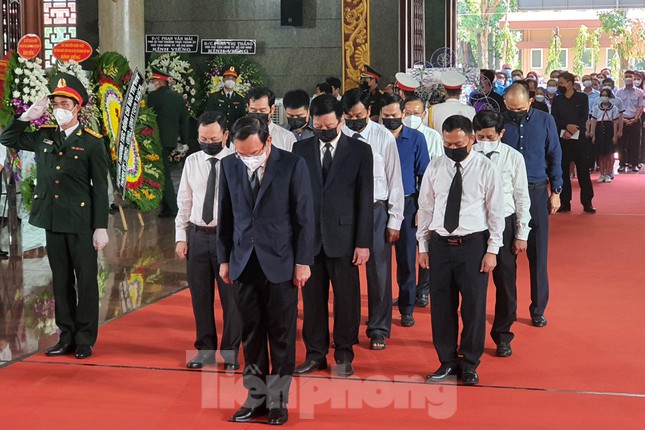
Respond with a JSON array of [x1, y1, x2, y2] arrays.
[[3, 172, 645, 428]]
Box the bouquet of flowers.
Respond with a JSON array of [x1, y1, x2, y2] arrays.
[[147, 53, 200, 117], [204, 54, 265, 98], [95, 51, 165, 212]]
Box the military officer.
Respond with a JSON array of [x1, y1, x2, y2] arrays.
[[147, 66, 190, 217], [428, 71, 476, 134], [0, 73, 110, 359], [204, 66, 246, 128], [361, 66, 384, 121]]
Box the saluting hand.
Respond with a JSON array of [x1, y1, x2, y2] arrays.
[[293, 264, 311, 288], [176, 241, 188, 259], [20, 95, 50, 122], [352, 247, 370, 266]]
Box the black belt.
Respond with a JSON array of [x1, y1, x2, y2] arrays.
[[528, 181, 547, 190], [192, 224, 218, 234], [374, 200, 386, 208], [430, 230, 487, 246]]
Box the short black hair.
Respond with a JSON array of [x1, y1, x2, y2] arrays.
[[507, 81, 530, 98], [326, 76, 341, 90], [231, 115, 270, 145], [246, 86, 276, 107], [512, 69, 523, 76], [480, 69, 495, 84], [309, 94, 343, 119], [198, 111, 228, 131], [445, 88, 462, 98], [599, 88, 614, 98], [473, 110, 504, 134], [380, 93, 405, 110], [559, 71, 575, 83], [316, 82, 332, 94], [341, 87, 370, 114], [404, 95, 423, 105], [283, 89, 310, 110], [602, 77, 615, 86], [442, 114, 473, 136]]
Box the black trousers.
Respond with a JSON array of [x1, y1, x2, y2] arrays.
[[394, 196, 418, 316], [526, 184, 550, 317], [428, 231, 489, 370], [235, 252, 298, 409], [619, 121, 642, 167], [46, 230, 98, 346], [561, 138, 594, 208], [187, 226, 241, 362], [302, 251, 360, 363], [417, 267, 430, 297], [490, 215, 518, 345], [365, 203, 392, 339], [160, 147, 178, 214]]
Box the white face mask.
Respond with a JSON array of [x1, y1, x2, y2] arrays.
[[476, 139, 499, 154], [147, 82, 157, 92], [624, 78, 634, 86], [535, 94, 546, 102], [53, 108, 75, 126], [224, 79, 236, 90], [402, 115, 422, 129], [237, 150, 267, 172], [496, 79, 505, 86], [546, 86, 557, 94], [599, 96, 610, 104], [635, 80, 642, 87], [582, 80, 592, 88]]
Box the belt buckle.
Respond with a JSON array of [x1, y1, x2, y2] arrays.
[[447, 237, 462, 246]]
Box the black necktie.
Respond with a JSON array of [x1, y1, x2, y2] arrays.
[[202, 158, 218, 224], [322, 143, 332, 183], [353, 133, 363, 141], [61, 131, 67, 142], [444, 162, 462, 233], [486, 152, 494, 159], [249, 169, 260, 202]]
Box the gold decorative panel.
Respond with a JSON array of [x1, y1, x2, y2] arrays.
[[342, 0, 369, 92]]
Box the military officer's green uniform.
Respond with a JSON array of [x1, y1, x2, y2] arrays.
[[204, 66, 246, 128], [361, 65, 384, 120], [146, 67, 190, 216], [0, 74, 109, 348]]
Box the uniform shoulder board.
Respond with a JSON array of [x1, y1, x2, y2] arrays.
[[84, 128, 103, 139], [41, 124, 57, 128]]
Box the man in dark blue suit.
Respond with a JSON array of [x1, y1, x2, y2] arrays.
[[292, 95, 374, 378], [218, 115, 314, 426]]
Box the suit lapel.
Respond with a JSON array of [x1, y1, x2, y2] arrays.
[[312, 141, 323, 187], [254, 145, 280, 208], [235, 158, 254, 208], [323, 134, 350, 190]]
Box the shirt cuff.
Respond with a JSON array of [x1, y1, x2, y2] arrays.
[[486, 245, 500, 255], [296, 264, 309, 268], [515, 228, 530, 241], [175, 229, 187, 242], [418, 240, 429, 253], [386, 217, 402, 231]]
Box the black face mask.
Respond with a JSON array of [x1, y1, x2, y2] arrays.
[[200, 142, 223, 156], [313, 127, 338, 143], [507, 110, 528, 124], [557, 85, 567, 94], [360, 81, 370, 91], [382, 118, 402, 130], [248, 112, 270, 121], [345, 117, 368, 132], [444, 146, 469, 163], [287, 117, 307, 130]]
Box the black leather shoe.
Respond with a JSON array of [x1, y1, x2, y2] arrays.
[[461, 369, 479, 385], [294, 359, 327, 375], [268, 407, 289, 425], [336, 361, 355, 377], [416, 294, 429, 307], [74, 344, 93, 359], [557, 205, 571, 213], [392, 297, 399, 306], [229, 406, 269, 423], [583, 206, 597, 213], [401, 314, 415, 327], [224, 362, 240, 371], [45, 342, 74, 356], [532, 315, 547, 327], [496, 342, 512, 357], [0, 249, 8, 256], [426, 365, 458, 382], [186, 352, 215, 369]]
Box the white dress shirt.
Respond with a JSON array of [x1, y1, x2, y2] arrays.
[[473, 142, 531, 241], [342, 120, 404, 230], [62, 123, 80, 138], [429, 99, 476, 134], [175, 145, 233, 242], [417, 150, 505, 254], [417, 123, 445, 160], [318, 131, 341, 164], [616, 86, 644, 119], [269, 121, 297, 152]]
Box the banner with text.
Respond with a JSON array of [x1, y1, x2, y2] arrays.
[[116, 68, 145, 193], [145, 35, 199, 53], [201, 39, 256, 55]]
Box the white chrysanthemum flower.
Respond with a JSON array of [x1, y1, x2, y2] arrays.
[[12, 91, 20, 98], [15, 68, 23, 75], [17, 57, 25, 63]]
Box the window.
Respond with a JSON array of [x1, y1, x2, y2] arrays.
[[559, 49, 568, 69], [606, 48, 618, 67], [530, 49, 543, 69], [581, 48, 594, 69], [43, 0, 77, 68]]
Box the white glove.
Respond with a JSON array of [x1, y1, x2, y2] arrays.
[[93, 228, 109, 251], [19, 95, 50, 122]]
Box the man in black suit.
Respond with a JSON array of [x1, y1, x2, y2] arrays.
[[292, 94, 374, 378], [218, 115, 314, 426]]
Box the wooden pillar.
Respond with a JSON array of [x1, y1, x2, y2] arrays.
[[342, 0, 370, 92]]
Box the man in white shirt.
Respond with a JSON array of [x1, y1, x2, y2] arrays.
[[246, 87, 297, 152], [616, 70, 644, 172], [472, 110, 531, 358], [341, 88, 404, 350], [428, 71, 476, 134], [417, 114, 505, 386], [175, 111, 241, 371]]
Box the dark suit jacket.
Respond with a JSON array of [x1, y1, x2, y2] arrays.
[[217, 146, 315, 284], [146, 86, 190, 148], [292, 133, 374, 258]]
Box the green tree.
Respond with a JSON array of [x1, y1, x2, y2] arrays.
[[598, 10, 645, 73], [589, 28, 602, 71], [457, 0, 512, 68], [497, 21, 521, 67], [572, 25, 589, 76], [545, 27, 562, 75]]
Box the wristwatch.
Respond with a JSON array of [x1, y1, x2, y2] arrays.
[[552, 186, 562, 194]]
